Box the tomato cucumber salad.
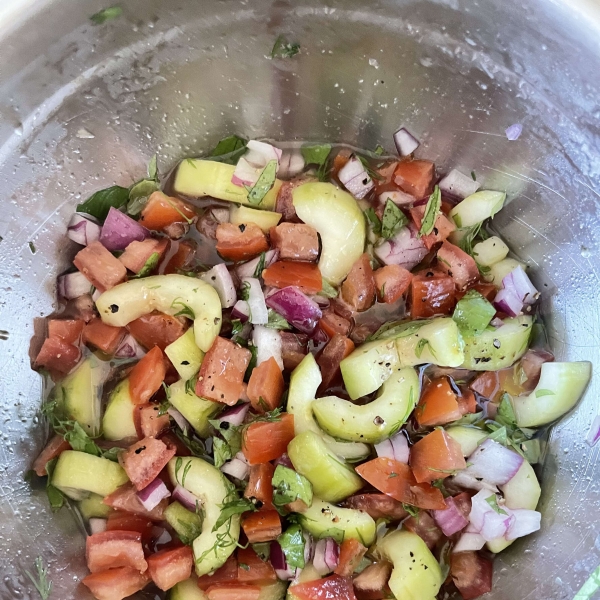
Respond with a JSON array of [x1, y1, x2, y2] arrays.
[[29, 131, 591, 600]]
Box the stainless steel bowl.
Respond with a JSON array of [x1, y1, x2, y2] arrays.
[[0, 0, 599, 598]]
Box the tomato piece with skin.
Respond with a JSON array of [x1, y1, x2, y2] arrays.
[[119, 238, 170, 274], [129, 346, 167, 405], [147, 546, 194, 591], [134, 403, 171, 439], [335, 538, 368, 577], [33, 435, 71, 476], [373, 161, 399, 195], [236, 547, 277, 583], [457, 388, 478, 415], [106, 511, 154, 544], [197, 555, 238, 590], [163, 240, 197, 275], [403, 511, 443, 550], [456, 282, 497, 302], [127, 311, 188, 351], [409, 204, 456, 250], [342, 493, 408, 521], [415, 377, 463, 428], [291, 574, 357, 600], [332, 150, 352, 178], [450, 552, 493, 600], [140, 191, 196, 231], [74, 240, 127, 292], [205, 584, 261, 600], [82, 567, 150, 600], [244, 462, 275, 510], [393, 159, 435, 199], [436, 241, 480, 290], [280, 332, 309, 371], [410, 270, 456, 318], [452, 492, 472, 519], [242, 413, 295, 465], [241, 509, 282, 543], [341, 253, 376, 312], [317, 334, 355, 392], [262, 261, 323, 295], [83, 319, 126, 354], [469, 371, 502, 401], [86, 530, 147, 573], [103, 483, 168, 521], [247, 357, 285, 413], [35, 336, 81, 374], [270, 223, 319, 262], [319, 308, 351, 339], [216, 222, 269, 261], [119, 436, 177, 491], [410, 428, 466, 484], [159, 432, 192, 458], [47, 319, 84, 344], [373, 264, 413, 304]]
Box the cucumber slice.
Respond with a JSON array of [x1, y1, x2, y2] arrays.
[[169, 577, 208, 600], [340, 339, 400, 400], [52, 450, 128, 500], [168, 379, 222, 438], [173, 159, 282, 209], [446, 426, 488, 457], [165, 501, 203, 545], [55, 355, 110, 436], [287, 354, 369, 461], [485, 258, 526, 287], [78, 493, 113, 519], [292, 182, 366, 284], [102, 378, 137, 441], [287, 431, 364, 503], [96, 275, 222, 352], [472, 236, 509, 267], [167, 456, 240, 576], [511, 361, 592, 427], [449, 190, 505, 228], [377, 530, 443, 600], [299, 498, 376, 546], [461, 315, 532, 371], [313, 367, 419, 443], [230, 205, 282, 232], [165, 328, 205, 381]]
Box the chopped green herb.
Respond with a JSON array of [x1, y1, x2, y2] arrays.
[[132, 252, 160, 278], [574, 564, 600, 600], [157, 398, 171, 417], [28, 242, 36, 254], [127, 178, 159, 216], [271, 35, 300, 59], [419, 185, 441, 237], [364, 208, 382, 235], [368, 319, 425, 342], [471, 171, 477, 181], [245, 343, 258, 380], [301, 144, 332, 181], [44, 458, 65, 512], [357, 155, 383, 182], [278, 524, 306, 568], [496, 393, 517, 428], [265, 309, 291, 330], [320, 279, 338, 299], [246, 160, 278, 205], [214, 497, 257, 531], [272, 465, 313, 508], [231, 319, 244, 338], [90, 5, 122, 25], [25, 556, 52, 600], [253, 252, 267, 279], [452, 290, 496, 335], [456, 222, 483, 256], [210, 135, 248, 165], [213, 437, 233, 469], [171, 299, 196, 319], [77, 185, 129, 221], [535, 389, 555, 398], [240, 281, 251, 302], [402, 503, 420, 518], [415, 337, 435, 359], [374, 144, 386, 156], [485, 494, 508, 515], [147, 154, 158, 181], [381, 199, 408, 240], [246, 407, 283, 425]]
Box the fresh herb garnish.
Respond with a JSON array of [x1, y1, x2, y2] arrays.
[[213, 437, 233, 469], [246, 160, 277, 205], [402, 503, 420, 518], [171, 299, 196, 319], [240, 281, 251, 301], [278, 525, 306, 568], [25, 556, 52, 600], [374, 144, 386, 156], [535, 389, 555, 398], [131, 252, 160, 278], [214, 497, 257, 531], [44, 458, 65, 512], [320, 279, 338, 299], [301, 144, 332, 181], [485, 494, 508, 515], [271, 35, 300, 59], [364, 208, 382, 235], [253, 252, 267, 278], [77, 185, 129, 221], [415, 337, 436, 359], [231, 319, 244, 338], [90, 5, 122, 25], [381, 199, 408, 239], [367, 319, 425, 342], [452, 289, 496, 336], [28, 242, 36, 254], [127, 178, 159, 216], [245, 407, 283, 425], [455, 222, 483, 256], [272, 465, 313, 508], [471, 171, 477, 181], [265, 309, 291, 330], [419, 185, 441, 237], [210, 135, 248, 165]]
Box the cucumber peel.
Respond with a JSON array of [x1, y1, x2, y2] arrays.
[[168, 379, 222, 438], [102, 378, 137, 441], [165, 328, 205, 381]]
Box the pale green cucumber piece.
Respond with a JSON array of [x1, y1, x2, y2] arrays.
[[230, 204, 282, 232], [472, 236, 509, 267], [298, 498, 376, 546], [165, 328, 205, 381], [165, 501, 203, 545], [169, 577, 208, 600], [313, 367, 419, 443], [287, 354, 370, 461], [52, 450, 128, 500], [292, 182, 366, 284], [449, 190, 506, 228], [102, 378, 137, 441], [446, 426, 488, 457], [485, 257, 526, 287], [78, 493, 113, 519], [168, 456, 240, 576], [461, 315, 533, 371], [287, 431, 363, 503], [168, 379, 222, 438], [287, 564, 322, 600], [511, 361, 592, 427], [377, 530, 443, 600], [340, 339, 400, 400], [96, 275, 221, 352], [173, 159, 281, 209], [258, 581, 288, 600]]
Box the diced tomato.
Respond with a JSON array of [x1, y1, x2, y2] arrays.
[[48, 319, 84, 344], [373, 161, 399, 194], [457, 388, 478, 415], [196, 336, 251, 406], [83, 318, 126, 354], [469, 371, 501, 401], [403, 511, 443, 549], [216, 222, 269, 261], [518, 349, 555, 391], [147, 546, 194, 591], [262, 261, 323, 295], [159, 432, 192, 458], [33, 435, 71, 476], [353, 562, 392, 600], [205, 583, 261, 600], [410, 270, 456, 318], [86, 530, 147, 573], [292, 574, 357, 600], [393, 160, 435, 199], [415, 377, 462, 427], [319, 308, 351, 339], [409, 204, 456, 250], [103, 483, 167, 521], [82, 567, 149, 600], [106, 511, 154, 544], [197, 555, 238, 590], [140, 191, 196, 231], [134, 403, 171, 439], [342, 493, 408, 521], [280, 332, 308, 371], [341, 254, 375, 312], [373, 265, 413, 304], [242, 413, 295, 465], [436, 241, 480, 290], [317, 334, 355, 392], [128, 312, 187, 351], [275, 179, 306, 222], [465, 282, 497, 302], [34, 336, 81, 374], [247, 357, 285, 413], [335, 538, 367, 577], [129, 346, 167, 405], [409, 428, 466, 484], [236, 547, 277, 583], [453, 491, 472, 519], [241, 509, 281, 543], [163, 240, 198, 275], [354, 458, 446, 510], [74, 240, 127, 292], [119, 238, 169, 274], [244, 462, 275, 510], [119, 436, 177, 491], [450, 552, 493, 600], [270, 223, 319, 262], [332, 150, 352, 178]]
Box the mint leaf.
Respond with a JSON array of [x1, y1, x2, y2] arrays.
[[210, 135, 248, 165], [213, 497, 256, 532], [265, 309, 291, 330], [453, 290, 496, 335], [246, 160, 278, 205], [485, 494, 508, 515], [301, 143, 332, 181], [272, 465, 313, 507], [364, 208, 382, 235], [418, 185, 441, 237], [381, 199, 408, 239], [278, 524, 306, 568], [127, 179, 160, 216], [77, 186, 129, 221], [271, 36, 300, 59], [90, 6, 122, 25]]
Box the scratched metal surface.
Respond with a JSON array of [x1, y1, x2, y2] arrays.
[[0, 0, 599, 598]]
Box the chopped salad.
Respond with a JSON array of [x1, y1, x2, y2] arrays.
[[29, 132, 591, 600]]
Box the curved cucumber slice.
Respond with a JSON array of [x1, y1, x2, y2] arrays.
[[96, 275, 221, 352], [169, 577, 208, 600], [165, 328, 205, 381], [298, 498, 376, 546], [102, 378, 137, 441], [292, 182, 366, 284], [449, 190, 505, 228], [52, 450, 128, 500], [511, 361, 592, 427], [446, 426, 488, 457], [287, 431, 363, 503], [313, 367, 419, 443], [377, 530, 443, 600], [230, 205, 282, 233], [461, 315, 532, 371], [173, 159, 282, 209], [287, 354, 369, 461], [167, 456, 240, 576], [168, 379, 222, 438], [78, 493, 113, 519], [165, 501, 203, 546]]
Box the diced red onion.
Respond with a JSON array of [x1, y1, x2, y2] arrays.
[[218, 403, 250, 427], [518, 349, 554, 388], [242, 277, 268, 325], [99, 207, 150, 252], [338, 157, 374, 199], [586, 415, 600, 448], [245, 140, 282, 168], [253, 325, 284, 370], [313, 539, 336, 576], [274, 453, 294, 470], [168, 407, 191, 435], [68, 214, 101, 246], [311, 327, 328, 344], [303, 531, 315, 564], [232, 300, 250, 323], [172, 484, 201, 512], [324, 538, 339, 571], [464, 439, 524, 486], [221, 453, 250, 481], [374, 224, 427, 270], [379, 190, 414, 207], [58, 271, 93, 300], [493, 286, 524, 318], [232, 156, 260, 187], [505, 508, 541, 540], [433, 496, 469, 537], [451, 470, 499, 493], [503, 266, 539, 306], [375, 432, 409, 464], [236, 249, 279, 280], [89, 518, 107, 535], [438, 169, 481, 199], [278, 149, 305, 179], [393, 127, 420, 156], [266, 287, 322, 334], [115, 334, 146, 359], [469, 491, 511, 542], [505, 124, 523, 141], [453, 531, 486, 553], [201, 264, 237, 308], [270, 540, 296, 581], [137, 478, 171, 512]]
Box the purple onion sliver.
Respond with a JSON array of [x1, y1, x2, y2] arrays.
[[231, 300, 250, 323], [266, 286, 322, 334], [137, 478, 171, 512], [232, 157, 260, 187], [493, 286, 523, 318], [172, 484, 201, 512], [505, 124, 523, 141], [374, 438, 394, 460], [68, 213, 101, 246], [324, 538, 339, 571], [235, 249, 279, 280], [393, 127, 420, 156], [270, 540, 288, 571], [312, 539, 330, 576], [505, 508, 541, 541], [218, 403, 250, 427], [58, 271, 93, 300], [390, 432, 410, 464], [115, 334, 146, 359], [221, 457, 249, 480], [274, 453, 294, 470], [99, 207, 150, 252], [433, 497, 469, 537], [586, 415, 600, 447], [502, 266, 539, 305], [465, 439, 524, 486]]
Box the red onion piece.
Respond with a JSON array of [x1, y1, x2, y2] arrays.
[[201, 264, 237, 308], [503, 266, 539, 306], [89, 518, 107, 535], [433, 497, 469, 537], [115, 334, 146, 359], [505, 124, 523, 141], [438, 169, 481, 199], [137, 478, 171, 512], [469, 491, 510, 541], [374, 432, 409, 464], [463, 439, 524, 486], [99, 207, 150, 252], [266, 287, 322, 334], [68, 214, 101, 246], [493, 286, 524, 318], [232, 156, 260, 187], [274, 453, 294, 470], [270, 540, 296, 580], [374, 224, 427, 270], [172, 484, 201, 512], [218, 403, 250, 427], [253, 325, 284, 370], [312, 295, 331, 308], [451, 470, 499, 493], [490, 317, 505, 328], [505, 508, 541, 540], [221, 453, 250, 480], [236, 250, 279, 280], [245, 140, 282, 168], [393, 127, 420, 156], [324, 538, 339, 571], [58, 271, 93, 300], [379, 190, 414, 207], [586, 415, 600, 448], [168, 407, 191, 435], [278, 149, 305, 179], [232, 300, 250, 323], [313, 539, 333, 576], [338, 157, 374, 199], [243, 277, 268, 325]]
